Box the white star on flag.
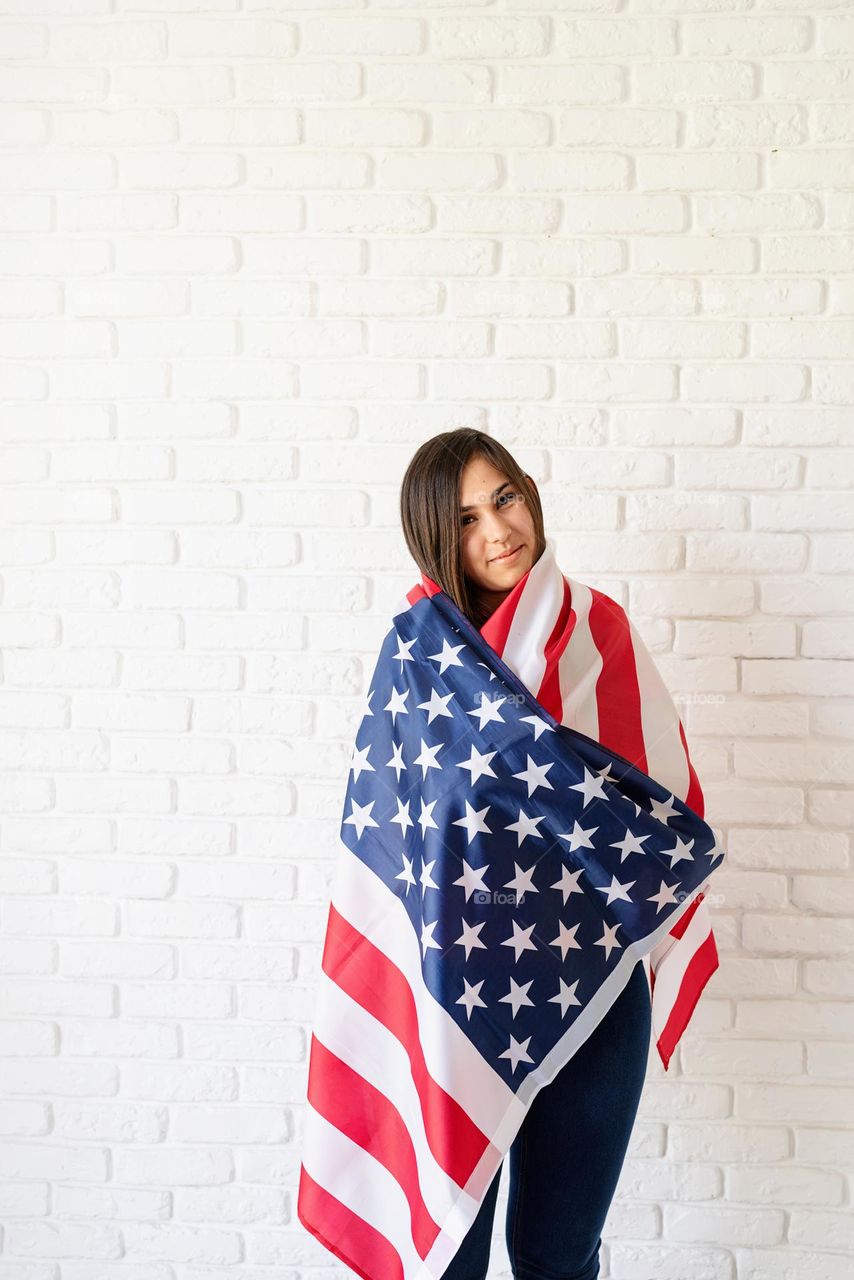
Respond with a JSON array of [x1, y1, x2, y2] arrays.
[[499, 1034, 534, 1073], [420, 859, 439, 893], [457, 976, 487, 1019], [558, 820, 598, 852], [417, 798, 438, 836], [594, 922, 623, 959], [384, 686, 409, 723], [512, 754, 555, 798], [457, 745, 498, 784], [549, 977, 582, 1016], [569, 766, 610, 807], [499, 977, 535, 1018], [417, 688, 455, 724], [395, 854, 416, 895], [420, 920, 441, 957], [649, 793, 680, 824], [453, 859, 490, 901], [610, 827, 650, 862], [413, 737, 443, 778], [392, 636, 417, 667], [385, 740, 406, 780], [342, 798, 379, 839], [390, 797, 413, 836], [505, 809, 547, 847], [596, 874, 636, 905], [349, 744, 375, 782], [428, 639, 466, 673], [520, 713, 555, 740], [550, 920, 582, 960], [551, 865, 585, 904], [661, 835, 696, 869], [452, 801, 492, 845], [454, 919, 488, 960], [501, 920, 538, 962], [467, 693, 507, 730], [504, 862, 539, 904], [648, 880, 680, 913]]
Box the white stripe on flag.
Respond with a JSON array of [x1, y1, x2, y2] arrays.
[[557, 576, 603, 740], [499, 539, 565, 698], [625, 616, 691, 801], [301, 1101, 428, 1278], [650, 896, 715, 1045]]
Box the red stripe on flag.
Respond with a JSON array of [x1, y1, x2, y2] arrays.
[[480, 586, 518, 658], [307, 1036, 441, 1260], [653, 928, 720, 1071], [298, 1164, 405, 1280], [587, 588, 649, 772], [406, 570, 444, 606], [323, 903, 491, 1185], [678, 718, 706, 818], [535, 577, 575, 723], [668, 890, 704, 940]]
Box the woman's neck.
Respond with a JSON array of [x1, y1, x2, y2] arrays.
[[470, 584, 512, 627]]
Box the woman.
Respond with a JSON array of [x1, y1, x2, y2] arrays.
[[298, 429, 722, 1280], [398, 428, 653, 1280]]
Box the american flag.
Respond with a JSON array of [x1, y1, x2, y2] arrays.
[[298, 540, 725, 1278]]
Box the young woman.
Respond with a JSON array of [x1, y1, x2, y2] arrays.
[[398, 428, 653, 1280]]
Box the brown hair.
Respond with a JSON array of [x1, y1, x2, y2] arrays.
[[399, 429, 546, 629]]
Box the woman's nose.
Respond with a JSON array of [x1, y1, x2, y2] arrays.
[[485, 511, 513, 535]]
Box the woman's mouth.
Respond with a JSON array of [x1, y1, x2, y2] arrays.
[[491, 544, 523, 564]]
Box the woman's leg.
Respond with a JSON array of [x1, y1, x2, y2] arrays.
[[438, 1160, 503, 1280], [504, 959, 652, 1280]]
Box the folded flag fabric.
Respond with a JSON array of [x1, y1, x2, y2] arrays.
[[298, 537, 726, 1279]]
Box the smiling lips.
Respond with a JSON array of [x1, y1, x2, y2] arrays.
[[491, 544, 523, 563]]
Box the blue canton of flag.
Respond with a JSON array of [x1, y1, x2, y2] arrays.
[[340, 592, 725, 1094]]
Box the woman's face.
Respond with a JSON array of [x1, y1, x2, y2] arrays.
[[458, 455, 538, 601]]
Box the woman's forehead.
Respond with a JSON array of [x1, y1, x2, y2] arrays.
[[459, 466, 510, 503]]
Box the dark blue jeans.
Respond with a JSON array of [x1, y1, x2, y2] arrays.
[[441, 960, 652, 1280]]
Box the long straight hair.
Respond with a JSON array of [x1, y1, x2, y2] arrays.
[[399, 429, 546, 629]]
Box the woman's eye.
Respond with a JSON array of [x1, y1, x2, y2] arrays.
[[461, 493, 517, 526]]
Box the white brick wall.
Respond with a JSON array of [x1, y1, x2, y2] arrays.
[[0, 3, 852, 1277]]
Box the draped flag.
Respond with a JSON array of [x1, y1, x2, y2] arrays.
[[298, 538, 725, 1279]]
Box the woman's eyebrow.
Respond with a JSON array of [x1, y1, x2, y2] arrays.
[[460, 481, 511, 513]]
